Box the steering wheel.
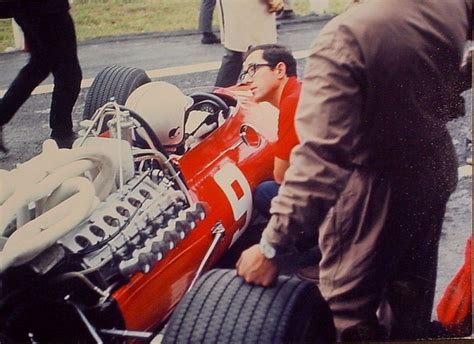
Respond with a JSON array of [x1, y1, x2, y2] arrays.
[[188, 92, 231, 119], [183, 92, 232, 140]]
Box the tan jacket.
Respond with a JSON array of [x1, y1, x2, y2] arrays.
[[264, 0, 473, 249], [217, 0, 277, 52]]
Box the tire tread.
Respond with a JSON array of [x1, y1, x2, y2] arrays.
[[163, 269, 335, 344], [83, 65, 151, 120]]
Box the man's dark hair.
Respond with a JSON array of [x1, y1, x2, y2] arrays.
[[244, 44, 297, 77]]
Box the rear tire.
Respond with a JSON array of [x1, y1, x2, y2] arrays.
[[163, 269, 335, 344], [83, 65, 151, 120]]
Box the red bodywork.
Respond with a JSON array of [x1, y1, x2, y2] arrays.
[[112, 89, 279, 331]]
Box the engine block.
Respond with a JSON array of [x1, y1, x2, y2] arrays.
[[31, 171, 205, 283]]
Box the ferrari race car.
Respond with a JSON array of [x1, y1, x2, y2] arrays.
[[0, 66, 334, 343]]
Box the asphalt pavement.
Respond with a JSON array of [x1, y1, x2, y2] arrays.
[[0, 15, 330, 167], [0, 15, 328, 93], [0, 14, 472, 333]]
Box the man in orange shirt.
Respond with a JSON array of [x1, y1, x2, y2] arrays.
[[239, 44, 300, 218], [217, 44, 320, 277]]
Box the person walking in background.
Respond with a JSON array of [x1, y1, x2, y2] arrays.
[[277, 0, 295, 20], [199, 0, 220, 44], [237, 0, 472, 341], [0, 0, 82, 152], [214, 0, 283, 88]]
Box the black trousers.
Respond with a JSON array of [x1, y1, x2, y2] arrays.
[[215, 49, 243, 88], [199, 0, 216, 34], [0, 10, 82, 136]]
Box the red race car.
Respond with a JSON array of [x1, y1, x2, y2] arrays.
[[0, 66, 334, 343]]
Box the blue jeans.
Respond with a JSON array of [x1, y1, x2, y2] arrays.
[[254, 180, 280, 218]]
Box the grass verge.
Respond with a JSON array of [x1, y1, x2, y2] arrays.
[[0, 0, 351, 53]]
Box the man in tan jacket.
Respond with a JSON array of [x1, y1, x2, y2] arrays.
[[236, 0, 472, 341], [214, 0, 283, 87]]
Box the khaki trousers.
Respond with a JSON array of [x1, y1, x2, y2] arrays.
[[318, 161, 456, 341]]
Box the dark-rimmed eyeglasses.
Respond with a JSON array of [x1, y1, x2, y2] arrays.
[[239, 63, 274, 81]]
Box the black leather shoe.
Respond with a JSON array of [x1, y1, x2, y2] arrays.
[[51, 131, 77, 149], [201, 33, 221, 45]]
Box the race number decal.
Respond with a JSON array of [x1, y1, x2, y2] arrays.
[[214, 163, 253, 246]]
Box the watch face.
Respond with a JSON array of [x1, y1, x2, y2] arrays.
[[260, 239, 276, 259]]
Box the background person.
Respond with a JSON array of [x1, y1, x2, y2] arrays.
[[214, 0, 283, 88], [277, 0, 295, 20], [0, 0, 82, 150], [236, 0, 472, 341], [198, 0, 220, 44]]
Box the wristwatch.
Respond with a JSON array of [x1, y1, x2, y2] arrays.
[[259, 236, 277, 259]]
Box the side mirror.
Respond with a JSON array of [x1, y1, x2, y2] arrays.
[[240, 124, 261, 148]]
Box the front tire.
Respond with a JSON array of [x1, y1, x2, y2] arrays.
[[83, 65, 151, 120]]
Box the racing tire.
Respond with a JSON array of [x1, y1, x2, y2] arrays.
[[83, 65, 151, 120], [163, 269, 335, 344]]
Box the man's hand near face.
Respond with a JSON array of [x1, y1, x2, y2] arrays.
[[236, 244, 279, 286]]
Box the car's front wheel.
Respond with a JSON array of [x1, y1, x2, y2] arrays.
[[83, 65, 151, 120]]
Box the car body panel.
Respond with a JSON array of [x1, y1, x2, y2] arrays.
[[113, 91, 279, 331]]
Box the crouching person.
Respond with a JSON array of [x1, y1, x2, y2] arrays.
[[239, 44, 300, 218]]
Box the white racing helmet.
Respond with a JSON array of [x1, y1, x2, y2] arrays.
[[125, 81, 193, 151]]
